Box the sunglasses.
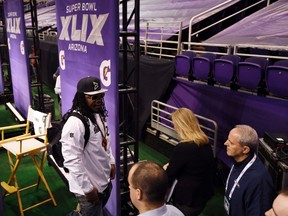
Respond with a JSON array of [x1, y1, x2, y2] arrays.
[[87, 93, 105, 101]]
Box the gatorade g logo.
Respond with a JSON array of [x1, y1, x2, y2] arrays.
[[59, 50, 65, 70], [100, 60, 111, 87]]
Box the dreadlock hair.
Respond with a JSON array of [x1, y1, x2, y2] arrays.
[[69, 92, 108, 124]]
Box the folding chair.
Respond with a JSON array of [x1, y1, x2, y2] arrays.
[[0, 106, 57, 216]]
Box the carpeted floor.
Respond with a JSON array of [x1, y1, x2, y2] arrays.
[[0, 144, 225, 216], [0, 85, 225, 216], [0, 147, 78, 216]]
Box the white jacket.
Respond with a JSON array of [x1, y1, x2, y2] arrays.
[[61, 112, 115, 195]]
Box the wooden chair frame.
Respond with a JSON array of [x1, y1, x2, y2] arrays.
[[0, 106, 57, 215]]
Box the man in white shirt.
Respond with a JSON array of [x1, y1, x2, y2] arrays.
[[61, 76, 115, 216], [128, 161, 184, 216]]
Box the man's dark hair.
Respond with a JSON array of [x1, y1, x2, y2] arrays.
[[69, 92, 108, 124], [131, 161, 168, 203]]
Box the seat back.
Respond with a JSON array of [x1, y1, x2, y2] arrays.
[[27, 106, 51, 143], [192, 53, 216, 82], [174, 52, 196, 77], [273, 60, 288, 67], [214, 55, 240, 86], [266, 60, 288, 98], [237, 57, 268, 91], [245, 57, 268, 68], [0, 110, 30, 146]]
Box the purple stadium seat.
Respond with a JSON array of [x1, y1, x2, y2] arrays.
[[266, 60, 288, 98], [213, 55, 240, 86], [192, 53, 216, 83], [273, 59, 288, 67], [237, 57, 268, 92], [174, 51, 196, 78]]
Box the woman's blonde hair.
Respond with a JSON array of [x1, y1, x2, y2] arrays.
[[171, 108, 209, 145]]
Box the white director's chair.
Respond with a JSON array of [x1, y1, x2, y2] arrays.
[[0, 106, 57, 215]]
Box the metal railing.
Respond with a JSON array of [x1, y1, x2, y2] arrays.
[[234, 44, 288, 61], [182, 42, 232, 56], [141, 21, 182, 58], [149, 100, 218, 158], [188, 0, 270, 43]]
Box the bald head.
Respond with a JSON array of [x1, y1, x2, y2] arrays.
[[265, 192, 288, 216], [128, 161, 168, 203]]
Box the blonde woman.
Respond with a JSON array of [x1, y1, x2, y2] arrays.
[[164, 108, 215, 216]]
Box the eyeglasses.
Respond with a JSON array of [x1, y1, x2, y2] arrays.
[[87, 93, 105, 101]]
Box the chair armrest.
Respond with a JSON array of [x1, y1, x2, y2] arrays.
[[16, 134, 46, 141], [0, 133, 31, 145]]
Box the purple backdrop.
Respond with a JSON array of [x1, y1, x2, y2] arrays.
[[55, 0, 120, 215], [166, 78, 288, 167], [4, 0, 31, 116]]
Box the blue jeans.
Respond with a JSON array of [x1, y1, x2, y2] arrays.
[[74, 182, 112, 216], [75, 194, 103, 216]]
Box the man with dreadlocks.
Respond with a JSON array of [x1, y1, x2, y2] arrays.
[[61, 76, 115, 216]]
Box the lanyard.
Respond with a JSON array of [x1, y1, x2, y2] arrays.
[[95, 114, 107, 151], [225, 154, 257, 200]]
